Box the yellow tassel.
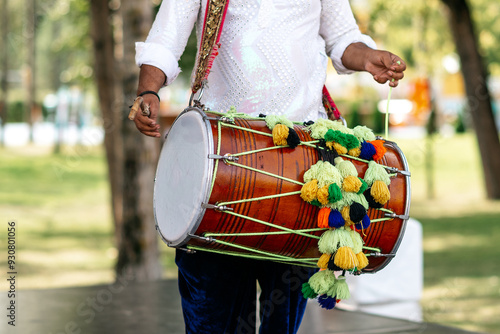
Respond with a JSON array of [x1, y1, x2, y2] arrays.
[[272, 124, 289, 146], [301, 179, 318, 202], [356, 252, 369, 270], [317, 207, 331, 228], [332, 142, 348, 155], [317, 253, 331, 269], [317, 185, 330, 205], [342, 175, 362, 193], [334, 246, 359, 270], [348, 147, 361, 157], [371, 180, 391, 204], [341, 206, 354, 226]]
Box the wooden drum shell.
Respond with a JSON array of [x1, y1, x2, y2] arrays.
[[156, 109, 410, 272], [183, 112, 410, 273]]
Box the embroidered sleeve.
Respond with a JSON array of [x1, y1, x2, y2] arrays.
[[319, 0, 376, 75], [135, 0, 201, 85]]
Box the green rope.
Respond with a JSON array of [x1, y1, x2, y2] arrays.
[[377, 208, 394, 214], [385, 86, 392, 140], [221, 122, 273, 138], [363, 246, 382, 252], [209, 119, 223, 195], [186, 245, 319, 267], [223, 211, 321, 240], [217, 191, 302, 206], [205, 227, 325, 238], [202, 118, 394, 262], [225, 161, 304, 186], [187, 241, 319, 266], [208, 110, 306, 126], [384, 62, 400, 140], [231, 145, 286, 157], [370, 217, 393, 223]]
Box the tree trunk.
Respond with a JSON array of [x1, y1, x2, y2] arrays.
[[89, 0, 124, 256], [0, 0, 8, 146], [25, 0, 36, 143], [441, 0, 500, 199], [90, 0, 161, 282], [116, 0, 161, 281]]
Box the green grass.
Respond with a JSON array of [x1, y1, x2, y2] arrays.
[[1, 133, 500, 333], [395, 134, 500, 334], [0, 145, 117, 288], [419, 214, 500, 334]]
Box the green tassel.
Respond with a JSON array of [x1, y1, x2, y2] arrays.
[[308, 269, 337, 295], [350, 229, 364, 254], [344, 134, 360, 150], [357, 177, 368, 195], [316, 161, 343, 187], [353, 125, 376, 142], [302, 282, 318, 299], [328, 183, 343, 203], [318, 228, 353, 254], [364, 161, 391, 186], [336, 159, 358, 178], [265, 114, 294, 130], [334, 276, 351, 300], [303, 161, 324, 183]]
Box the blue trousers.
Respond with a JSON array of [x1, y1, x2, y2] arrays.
[[176, 249, 316, 334]]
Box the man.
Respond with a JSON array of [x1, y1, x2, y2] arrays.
[[133, 1, 406, 333]]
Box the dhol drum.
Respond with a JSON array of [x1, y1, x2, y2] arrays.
[[154, 107, 410, 273]]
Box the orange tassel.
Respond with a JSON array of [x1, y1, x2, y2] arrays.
[[317, 208, 331, 228], [370, 139, 386, 161]]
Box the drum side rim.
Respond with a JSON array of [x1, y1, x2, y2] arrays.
[[153, 106, 215, 247], [363, 139, 411, 274]]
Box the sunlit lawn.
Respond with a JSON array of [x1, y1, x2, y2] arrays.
[[1, 133, 500, 333]]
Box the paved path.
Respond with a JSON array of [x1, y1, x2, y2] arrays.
[[1, 279, 481, 334]]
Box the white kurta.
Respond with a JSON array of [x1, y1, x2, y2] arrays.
[[136, 0, 375, 122]]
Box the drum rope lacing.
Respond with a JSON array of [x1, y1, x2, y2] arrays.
[[187, 116, 401, 267]]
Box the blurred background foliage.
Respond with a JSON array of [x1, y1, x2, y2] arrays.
[[1, 0, 500, 333]]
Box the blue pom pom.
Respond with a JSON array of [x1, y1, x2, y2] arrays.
[[360, 141, 376, 160], [328, 209, 345, 228], [355, 214, 371, 230], [318, 295, 337, 309]]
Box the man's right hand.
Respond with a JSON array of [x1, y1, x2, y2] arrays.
[[134, 64, 167, 138], [133, 94, 161, 138]]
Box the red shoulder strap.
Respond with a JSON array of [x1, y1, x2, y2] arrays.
[[192, 0, 230, 94]]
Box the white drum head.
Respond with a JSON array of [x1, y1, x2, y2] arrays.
[[153, 108, 214, 246]]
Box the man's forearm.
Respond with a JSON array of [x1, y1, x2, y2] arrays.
[[137, 64, 167, 94], [340, 42, 372, 72]]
